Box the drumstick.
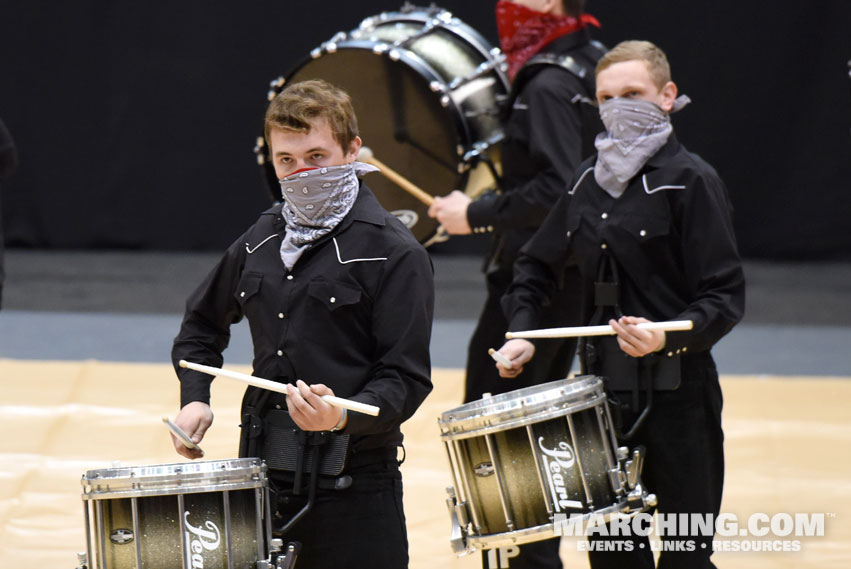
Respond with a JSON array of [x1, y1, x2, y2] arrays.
[[358, 146, 435, 206], [162, 417, 204, 455], [505, 320, 693, 340], [178, 360, 380, 416], [488, 348, 514, 369]]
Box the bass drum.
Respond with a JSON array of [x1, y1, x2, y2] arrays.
[[256, 4, 509, 244]]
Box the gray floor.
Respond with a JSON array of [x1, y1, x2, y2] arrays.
[[1, 249, 849, 376]]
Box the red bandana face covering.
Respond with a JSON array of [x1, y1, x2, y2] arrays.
[[495, 0, 600, 81]]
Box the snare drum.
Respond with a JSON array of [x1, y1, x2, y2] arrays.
[[439, 376, 655, 553], [256, 4, 509, 244], [80, 458, 271, 569]]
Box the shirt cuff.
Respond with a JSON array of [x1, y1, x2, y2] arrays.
[[466, 196, 497, 235]]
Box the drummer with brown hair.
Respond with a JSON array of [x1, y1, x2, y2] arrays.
[[428, 2, 604, 566], [171, 79, 434, 569], [496, 40, 745, 568]]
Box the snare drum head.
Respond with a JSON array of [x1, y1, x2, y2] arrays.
[[82, 457, 266, 497], [439, 375, 604, 438]]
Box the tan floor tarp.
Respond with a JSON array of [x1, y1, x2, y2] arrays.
[[1, 358, 848, 567]]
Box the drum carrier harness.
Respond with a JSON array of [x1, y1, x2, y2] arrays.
[[579, 253, 682, 439]]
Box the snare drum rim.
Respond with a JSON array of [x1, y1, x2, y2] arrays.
[[438, 376, 604, 438], [466, 499, 632, 551], [81, 478, 267, 500], [81, 458, 267, 498]]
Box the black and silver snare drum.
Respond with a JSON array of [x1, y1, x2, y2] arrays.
[[439, 376, 656, 553], [80, 458, 271, 569]]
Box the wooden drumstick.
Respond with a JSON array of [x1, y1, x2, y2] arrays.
[[358, 146, 435, 206], [178, 360, 380, 416], [505, 320, 693, 340]]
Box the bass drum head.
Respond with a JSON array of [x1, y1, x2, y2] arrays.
[[282, 48, 466, 243]]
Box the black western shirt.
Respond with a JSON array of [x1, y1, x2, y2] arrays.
[[504, 136, 746, 356], [173, 184, 435, 451], [467, 31, 604, 266]]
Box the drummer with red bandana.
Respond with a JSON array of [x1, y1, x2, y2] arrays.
[[429, 3, 605, 566]]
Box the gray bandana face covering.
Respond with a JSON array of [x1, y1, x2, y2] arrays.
[[278, 161, 378, 270], [593, 95, 690, 197]]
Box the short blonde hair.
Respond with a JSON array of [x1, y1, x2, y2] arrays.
[[264, 79, 359, 153], [595, 40, 672, 89]]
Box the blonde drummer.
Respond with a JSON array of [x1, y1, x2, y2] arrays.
[[497, 41, 745, 568]]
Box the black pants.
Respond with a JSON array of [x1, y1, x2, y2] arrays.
[[468, 266, 581, 569], [588, 354, 725, 569], [466, 266, 583, 403], [270, 455, 407, 569]]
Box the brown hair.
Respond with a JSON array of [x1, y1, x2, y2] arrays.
[[264, 79, 359, 152], [595, 40, 672, 89]]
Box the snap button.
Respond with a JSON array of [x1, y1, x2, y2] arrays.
[[277, 350, 283, 356], [601, 213, 608, 219], [601, 243, 607, 250], [330, 297, 336, 303], [275, 404, 281, 410], [487, 225, 493, 231], [278, 313, 285, 319], [240, 291, 245, 298], [640, 229, 647, 237], [287, 275, 294, 280], [667, 351, 674, 357]]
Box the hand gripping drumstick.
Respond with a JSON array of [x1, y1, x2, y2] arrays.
[[178, 360, 380, 416], [488, 348, 513, 369], [505, 320, 693, 340], [358, 146, 435, 206]]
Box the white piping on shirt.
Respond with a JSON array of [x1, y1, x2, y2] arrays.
[[570, 167, 595, 195], [245, 234, 279, 254], [642, 175, 686, 194], [333, 237, 388, 264]]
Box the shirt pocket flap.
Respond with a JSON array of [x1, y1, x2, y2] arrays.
[[620, 213, 670, 242], [307, 279, 362, 310], [235, 272, 263, 304]]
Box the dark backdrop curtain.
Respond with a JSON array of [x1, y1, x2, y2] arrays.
[[1, 1, 849, 259]]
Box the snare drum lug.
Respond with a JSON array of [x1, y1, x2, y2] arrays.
[[75, 551, 88, 569], [372, 43, 389, 55], [429, 81, 445, 93], [270, 537, 283, 552], [267, 90, 276, 102], [440, 95, 450, 107], [310, 47, 322, 59], [389, 49, 401, 61], [325, 42, 338, 54]]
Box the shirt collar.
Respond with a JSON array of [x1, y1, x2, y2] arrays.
[[645, 132, 682, 169]]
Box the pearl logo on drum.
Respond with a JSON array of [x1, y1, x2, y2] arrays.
[[184, 511, 222, 568], [538, 436, 583, 512]]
